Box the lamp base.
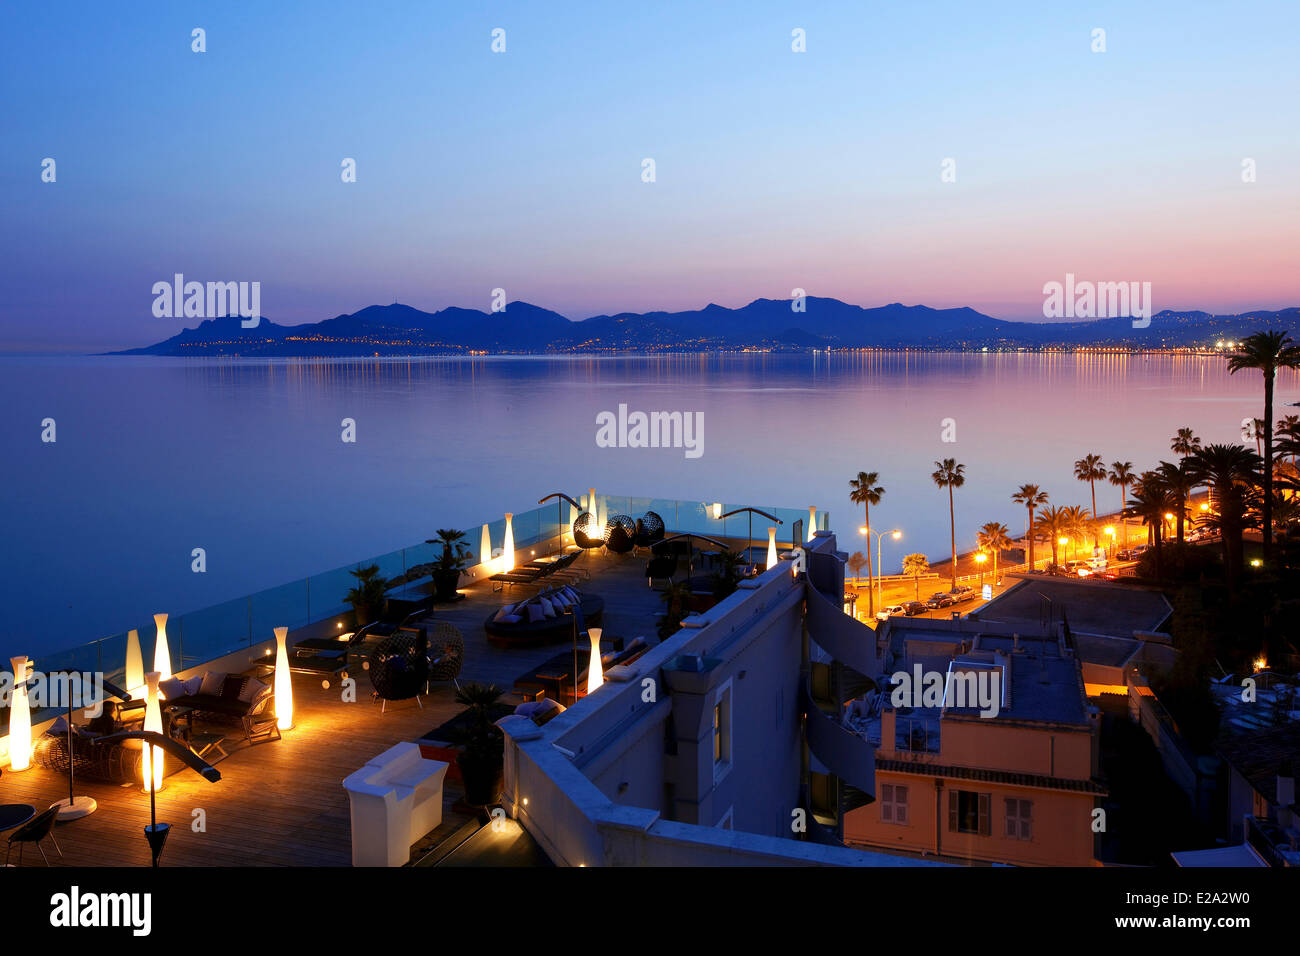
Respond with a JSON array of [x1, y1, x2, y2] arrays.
[[51, 796, 97, 820]]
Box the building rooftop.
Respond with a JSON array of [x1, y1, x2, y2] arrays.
[[969, 574, 1172, 639]]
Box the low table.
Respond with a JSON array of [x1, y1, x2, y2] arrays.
[[0, 804, 35, 834]]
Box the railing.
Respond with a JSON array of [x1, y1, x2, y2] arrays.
[[5, 494, 828, 722]]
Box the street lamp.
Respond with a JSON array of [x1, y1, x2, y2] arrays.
[[1104, 526, 1115, 557], [1057, 536, 1069, 567], [875, 529, 902, 611], [975, 551, 987, 588]]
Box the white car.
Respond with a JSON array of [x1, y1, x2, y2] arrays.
[[876, 605, 906, 622]]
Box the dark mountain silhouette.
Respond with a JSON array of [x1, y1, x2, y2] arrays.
[[109, 300, 1300, 356]]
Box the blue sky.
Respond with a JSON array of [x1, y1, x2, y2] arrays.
[[2, 0, 1298, 350]]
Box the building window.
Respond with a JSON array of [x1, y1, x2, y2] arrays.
[[1004, 798, 1032, 840], [948, 789, 990, 835], [880, 783, 909, 825], [712, 680, 732, 783]]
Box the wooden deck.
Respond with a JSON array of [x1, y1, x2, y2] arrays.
[[0, 550, 665, 867]]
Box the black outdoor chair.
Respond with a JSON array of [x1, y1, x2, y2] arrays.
[[572, 512, 603, 550], [645, 551, 678, 587], [634, 511, 665, 551], [6, 805, 62, 866], [368, 626, 430, 712], [604, 515, 636, 554]]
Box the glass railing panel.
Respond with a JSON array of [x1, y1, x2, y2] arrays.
[[249, 579, 310, 649], [175, 598, 250, 673]]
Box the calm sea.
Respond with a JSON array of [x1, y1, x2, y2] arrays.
[[1, 351, 1287, 659]]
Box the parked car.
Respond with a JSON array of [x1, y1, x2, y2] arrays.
[[1116, 547, 1147, 561], [949, 587, 976, 603], [903, 601, 929, 616], [926, 593, 956, 609], [875, 604, 906, 622]]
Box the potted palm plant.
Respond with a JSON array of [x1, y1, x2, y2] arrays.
[[451, 682, 506, 806], [428, 528, 471, 602], [345, 564, 388, 628]]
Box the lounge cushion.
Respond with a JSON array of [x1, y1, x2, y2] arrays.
[[183, 676, 203, 696], [159, 677, 186, 700], [199, 672, 228, 696], [540, 598, 556, 619], [238, 677, 268, 704], [492, 604, 517, 623], [526, 603, 546, 623], [221, 675, 248, 700]]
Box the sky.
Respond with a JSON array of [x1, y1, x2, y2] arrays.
[[2, 0, 1298, 351]]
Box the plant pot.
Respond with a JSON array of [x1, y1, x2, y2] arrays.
[[433, 568, 462, 602], [457, 751, 504, 807]]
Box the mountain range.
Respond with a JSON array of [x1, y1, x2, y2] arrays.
[[110, 298, 1300, 356]]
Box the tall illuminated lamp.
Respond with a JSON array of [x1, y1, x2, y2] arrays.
[[274, 626, 294, 731], [125, 628, 145, 698], [586, 627, 604, 694], [7, 656, 32, 772], [502, 513, 516, 573], [808, 507, 817, 541], [140, 671, 165, 793], [153, 613, 172, 681], [766, 527, 779, 570]]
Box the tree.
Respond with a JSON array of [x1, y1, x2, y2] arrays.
[[931, 459, 966, 590], [1059, 505, 1091, 560], [1108, 461, 1135, 549], [902, 553, 930, 601], [1156, 460, 1195, 544], [1034, 505, 1068, 570], [977, 522, 1012, 585], [1074, 453, 1108, 518], [847, 551, 867, 586], [1228, 330, 1300, 564], [1011, 483, 1049, 570], [1187, 443, 1263, 592], [1126, 473, 1175, 579], [1171, 428, 1202, 459], [849, 471, 885, 617]]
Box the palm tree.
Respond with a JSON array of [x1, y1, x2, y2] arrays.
[[1034, 505, 1068, 570], [1059, 505, 1091, 560], [902, 553, 930, 601], [849, 472, 885, 616], [931, 459, 965, 590], [1108, 462, 1134, 549], [846, 551, 867, 586], [977, 522, 1012, 585], [1126, 472, 1174, 579], [1171, 427, 1202, 459], [1074, 453, 1107, 518], [1011, 484, 1049, 570], [1187, 443, 1263, 591], [1228, 330, 1300, 563], [1156, 460, 1195, 544], [1277, 414, 1300, 465]]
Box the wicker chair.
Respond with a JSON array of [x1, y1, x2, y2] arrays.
[[368, 627, 429, 712], [426, 622, 464, 691], [604, 515, 636, 554], [572, 512, 603, 550], [634, 511, 665, 551]]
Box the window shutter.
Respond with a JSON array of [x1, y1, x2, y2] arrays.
[[880, 784, 893, 823], [978, 793, 990, 836], [1020, 800, 1032, 840], [948, 790, 958, 832], [897, 786, 908, 825], [1004, 797, 1015, 838]]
